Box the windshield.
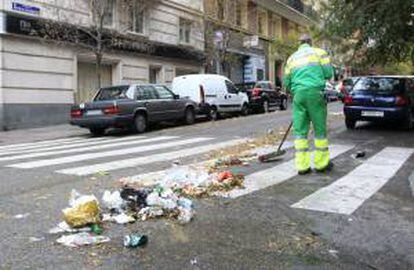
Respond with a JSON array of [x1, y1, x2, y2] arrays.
[[94, 86, 133, 101], [352, 77, 404, 93]]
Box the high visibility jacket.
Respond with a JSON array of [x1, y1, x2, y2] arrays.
[[283, 44, 333, 94]]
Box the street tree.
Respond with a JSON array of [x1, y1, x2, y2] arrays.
[[320, 0, 414, 66]]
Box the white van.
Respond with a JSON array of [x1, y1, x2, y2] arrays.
[[171, 74, 249, 120]]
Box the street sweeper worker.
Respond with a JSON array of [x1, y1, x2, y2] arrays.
[[283, 34, 334, 175]]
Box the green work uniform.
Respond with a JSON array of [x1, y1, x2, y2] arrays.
[[283, 44, 334, 172]]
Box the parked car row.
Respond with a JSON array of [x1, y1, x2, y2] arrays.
[[343, 75, 414, 130], [70, 75, 288, 135]]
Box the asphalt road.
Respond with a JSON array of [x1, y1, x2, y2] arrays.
[[0, 102, 413, 270]]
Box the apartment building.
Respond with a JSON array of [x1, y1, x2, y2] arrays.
[[204, 0, 314, 85], [0, 0, 205, 130]]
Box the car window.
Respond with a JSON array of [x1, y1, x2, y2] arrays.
[[94, 85, 131, 101], [352, 77, 405, 93], [225, 80, 238, 93], [137, 85, 157, 100], [154, 85, 174, 99]]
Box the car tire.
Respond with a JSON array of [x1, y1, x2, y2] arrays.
[[184, 107, 195, 125], [209, 106, 219, 121], [345, 118, 356, 130], [134, 114, 147, 133], [240, 103, 249, 116], [403, 111, 413, 130], [262, 100, 270, 113], [89, 127, 105, 136], [280, 98, 287, 111]]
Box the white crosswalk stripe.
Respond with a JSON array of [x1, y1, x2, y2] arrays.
[[8, 137, 213, 169], [291, 147, 414, 215], [57, 139, 245, 176], [0, 136, 176, 162], [226, 144, 354, 198], [0, 135, 150, 157], [0, 137, 113, 155]]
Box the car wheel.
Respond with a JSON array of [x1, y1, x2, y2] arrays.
[[184, 107, 195, 125], [240, 103, 249, 116], [345, 118, 356, 130], [89, 127, 105, 136], [280, 98, 287, 111], [262, 100, 270, 113], [403, 111, 413, 130], [134, 114, 147, 133], [209, 106, 219, 121]]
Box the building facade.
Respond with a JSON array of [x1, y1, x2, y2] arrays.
[[0, 0, 315, 130], [0, 0, 205, 130], [204, 0, 314, 85]]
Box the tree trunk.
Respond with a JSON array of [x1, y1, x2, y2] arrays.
[[96, 52, 103, 90]]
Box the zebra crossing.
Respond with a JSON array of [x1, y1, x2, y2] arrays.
[[0, 135, 413, 216]]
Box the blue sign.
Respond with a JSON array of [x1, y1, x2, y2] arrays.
[[12, 2, 40, 15]]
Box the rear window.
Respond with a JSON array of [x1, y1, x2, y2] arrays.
[[94, 86, 133, 101], [352, 78, 405, 93]]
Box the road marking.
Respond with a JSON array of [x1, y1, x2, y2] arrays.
[[0, 135, 150, 157], [8, 137, 213, 169], [291, 147, 414, 215], [227, 144, 355, 199], [0, 136, 176, 162], [57, 139, 246, 176], [0, 137, 94, 152]]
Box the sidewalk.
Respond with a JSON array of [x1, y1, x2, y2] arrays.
[[0, 124, 87, 146]]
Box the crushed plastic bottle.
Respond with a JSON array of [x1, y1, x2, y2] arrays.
[[56, 232, 110, 247]]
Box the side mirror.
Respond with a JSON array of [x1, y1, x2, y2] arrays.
[[173, 94, 180, 99]]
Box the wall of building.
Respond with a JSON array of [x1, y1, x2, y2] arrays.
[[0, 35, 76, 129]]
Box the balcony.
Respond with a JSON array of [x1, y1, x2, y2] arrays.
[[279, 0, 318, 20]]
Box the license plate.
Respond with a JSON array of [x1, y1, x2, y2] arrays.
[[361, 111, 384, 117], [86, 110, 103, 116]]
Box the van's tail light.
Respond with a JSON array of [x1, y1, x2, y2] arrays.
[[396, 95, 409, 106], [103, 105, 120, 115], [70, 109, 83, 118], [252, 88, 261, 97], [344, 95, 353, 105], [199, 85, 205, 104]]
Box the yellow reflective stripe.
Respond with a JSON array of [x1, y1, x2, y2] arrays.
[[314, 139, 329, 148], [320, 57, 330, 65], [290, 55, 320, 69], [295, 139, 309, 150]]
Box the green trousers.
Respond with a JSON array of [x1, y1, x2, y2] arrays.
[[292, 91, 330, 171]]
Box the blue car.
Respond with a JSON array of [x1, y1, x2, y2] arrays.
[[343, 76, 414, 130]]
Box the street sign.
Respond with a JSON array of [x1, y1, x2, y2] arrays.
[[12, 2, 40, 16]]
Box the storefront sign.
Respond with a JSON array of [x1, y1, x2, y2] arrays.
[[244, 56, 266, 83], [12, 2, 40, 15]]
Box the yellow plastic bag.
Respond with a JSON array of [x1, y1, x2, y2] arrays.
[[63, 195, 100, 228]]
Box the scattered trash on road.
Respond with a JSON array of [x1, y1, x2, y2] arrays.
[[29, 236, 44, 242], [49, 221, 91, 234], [102, 190, 124, 212], [63, 190, 100, 228], [123, 234, 148, 248], [14, 213, 30, 219], [56, 232, 110, 247], [354, 151, 366, 158]]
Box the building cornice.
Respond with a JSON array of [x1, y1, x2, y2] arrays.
[[256, 0, 316, 26]]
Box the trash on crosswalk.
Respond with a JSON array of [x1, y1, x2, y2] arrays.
[[102, 190, 125, 212], [56, 232, 110, 248], [62, 189, 101, 228], [123, 233, 148, 248]]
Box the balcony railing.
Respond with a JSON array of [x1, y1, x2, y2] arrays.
[[279, 0, 318, 20]]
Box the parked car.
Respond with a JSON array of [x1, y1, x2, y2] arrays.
[[337, 77, 360, 100], [343, 76, 414, 130], [171, 74, 249, 120], [325, 81, 340, 102], [70, 84, 197, 135], [239, 81, 288, 113]]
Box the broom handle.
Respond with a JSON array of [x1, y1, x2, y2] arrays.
[[276, 121, 293, 153]]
